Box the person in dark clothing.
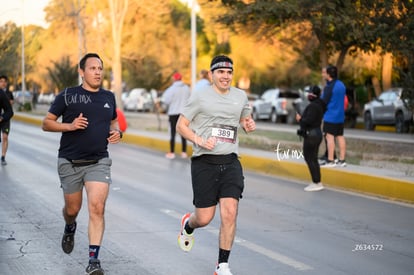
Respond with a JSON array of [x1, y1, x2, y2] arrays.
[[0, 75, 14, 165], [42, 53, 122, 275], [296, 85, 326, 192], [0, 85, 14, 152]]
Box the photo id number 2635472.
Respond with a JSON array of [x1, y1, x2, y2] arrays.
[[352, 244, 383, 252]]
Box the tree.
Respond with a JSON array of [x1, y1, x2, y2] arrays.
[[108, 0, 129, 108], [215, 0, 375, 71], [46, 56, 79, 92], [0, 22, 21, 88]]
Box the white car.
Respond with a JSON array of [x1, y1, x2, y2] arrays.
[[123, 88, 154, 112], [37, 92, 55, 104], [252, 88, 300, 124], [13, 91, 33, 105], [363, 87, 413, 133]]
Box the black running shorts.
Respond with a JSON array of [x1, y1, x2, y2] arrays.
[[190, 153, 244, 208], [323, 122, 344, 137]]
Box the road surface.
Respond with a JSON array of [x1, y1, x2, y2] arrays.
[[1, 122, 413, 275]]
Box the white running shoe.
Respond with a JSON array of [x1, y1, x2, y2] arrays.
[[178, 213, 194, 252], [165, 153, 175, 159], [322, 161, 336, 168], [337, 160, 347, 167], [214, 263, 233, 275], [304, 183, 324, 192]]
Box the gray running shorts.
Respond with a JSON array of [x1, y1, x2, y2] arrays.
[[57, 157, 112, 194]]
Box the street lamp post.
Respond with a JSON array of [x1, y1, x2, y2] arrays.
[[191, 0, 197, 89], [21, 0, 26, 105]]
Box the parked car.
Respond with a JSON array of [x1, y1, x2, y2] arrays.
[[363, 87, 413, 133], [121, 91, 129, 106], [37, 92, 55, 104], [252, 88, 300, 124], [13, 91, 33, 105], [123, 88, 154, 112]]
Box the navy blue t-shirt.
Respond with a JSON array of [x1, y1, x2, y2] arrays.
[[48, 86, 117, 160]]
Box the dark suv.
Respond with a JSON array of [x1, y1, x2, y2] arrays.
[[363, 87, 413, 133]]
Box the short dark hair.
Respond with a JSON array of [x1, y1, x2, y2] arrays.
[[79, 53, 103, 70], [325, 65, 338, 79], [0, 75, 8, 82]]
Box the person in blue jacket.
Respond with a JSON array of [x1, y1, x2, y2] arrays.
[[321, 65, 347, 167]]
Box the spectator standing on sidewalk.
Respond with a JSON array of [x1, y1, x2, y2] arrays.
[[296, 85, 326, 191], [0, 75, 14, 165], [193, 69, 211, 92], [42, 53, 122, 275], [176, 55, 256, 275], [320, 65, 347, 167], [161, 72, 191, 159]]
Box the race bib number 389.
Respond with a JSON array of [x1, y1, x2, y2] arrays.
[[211, 124, 237, 144]]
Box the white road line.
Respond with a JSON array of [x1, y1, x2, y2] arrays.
[[161, 209, 313, 271]]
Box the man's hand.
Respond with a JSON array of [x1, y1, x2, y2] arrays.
[[242, 117, 256, 133], [108, 129, 122, 144], [70, 113, 88, 131]]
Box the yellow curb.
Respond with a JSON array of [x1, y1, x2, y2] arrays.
[[14, 113, 414, 204]]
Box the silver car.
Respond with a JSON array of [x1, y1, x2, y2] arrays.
[[252, 88, 300, 124], [363, 87, 413, 133]]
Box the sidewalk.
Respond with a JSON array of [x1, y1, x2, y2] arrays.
[[13, 111, 414, 204]]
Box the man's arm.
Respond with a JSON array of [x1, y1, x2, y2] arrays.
[[42, 112, 88, 132], [0, 93, 13, 122]]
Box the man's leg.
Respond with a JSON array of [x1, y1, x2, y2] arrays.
[[61, 190, 83, 254], [1, 132, 8, 164], [189, 205, 216, 229], [218, 197, 238, 250], [213, 197, 239, 274], [178, 205, 216, 252], [63, 190, 83, 225], [325, 133, 336, 162], [337, 135, 346, 161], [85, 181, 109, 246]]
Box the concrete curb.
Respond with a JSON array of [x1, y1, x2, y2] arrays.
[[15, 113, 414, 204]]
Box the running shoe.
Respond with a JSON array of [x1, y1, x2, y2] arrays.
[[337, 160, 347, 167], [1, 158, 6, 165], [178, 213, 194, 252], [61, 221, 76, 254], [321, 160, 336, 168], [304, 183, 324, 192], [165, 152, 175, 159], [85, 259, 104, 275], [214, 263, 233, 275]]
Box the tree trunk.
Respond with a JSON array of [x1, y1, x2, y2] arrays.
[[108, 0, 129, 109], [382, 52, 392, 91]]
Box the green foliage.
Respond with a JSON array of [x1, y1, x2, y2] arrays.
[[46, 56, 78, 91], [123, 56, 164, 91], [170, 0, 192, 30], [213, 42, 231, 55], [18, 102, 32, 112], [0, 22, 21, 80]]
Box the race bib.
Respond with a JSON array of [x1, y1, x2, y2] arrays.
[[211, 124, 237, 144]]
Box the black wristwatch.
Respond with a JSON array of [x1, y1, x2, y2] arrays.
[[117, 129, 123, 139]]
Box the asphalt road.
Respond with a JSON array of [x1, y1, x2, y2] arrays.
[[1, 122, 413, 275]]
